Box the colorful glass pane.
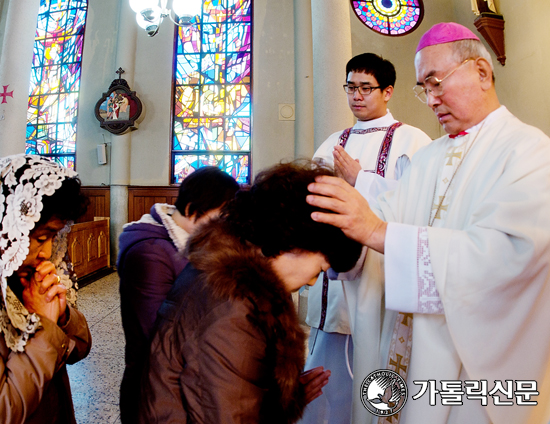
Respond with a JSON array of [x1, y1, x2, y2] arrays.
[[172, 0, 252, 183], [229, 0, 252, 23], [202, 24, 225, 53], [203, 0, 229, 23], [225, 117, 250, 150], [225, 84, 249, 117], [175, 86, 200, 118], [173, 153, 249, 184], [176, 54, 201, 85], [226, 52, 250, 83], [352, 0, 423, 36], [176, 25, 201, 54], [227, 23, 251, 52], [26, 0, 88, 168], [201, 53, 225, 84], [200, 85, 225, 116]]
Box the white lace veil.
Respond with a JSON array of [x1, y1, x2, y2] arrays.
[[0, 154, 80, 352]]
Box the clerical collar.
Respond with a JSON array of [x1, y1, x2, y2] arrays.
[[354, 110, 396, 130], [449, 131, 468, 139]]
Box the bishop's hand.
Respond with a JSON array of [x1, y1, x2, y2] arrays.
[[307, 175, 387, 253]]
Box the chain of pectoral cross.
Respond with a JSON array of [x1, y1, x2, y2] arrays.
[[428, 121, 486, 227]]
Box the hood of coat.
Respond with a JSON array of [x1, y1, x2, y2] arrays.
[[118, 204, 190, 267], [186, 218, 307, 422]]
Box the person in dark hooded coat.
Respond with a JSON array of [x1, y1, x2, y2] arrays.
[[117, 166, 239, 424]]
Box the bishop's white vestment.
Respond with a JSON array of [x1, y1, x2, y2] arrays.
[[347, 106, 550, 424], [301, 111, 430, 424]]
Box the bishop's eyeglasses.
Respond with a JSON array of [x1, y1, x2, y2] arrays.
[[343, 84, 381, 95], [412, 58, 473, 104]]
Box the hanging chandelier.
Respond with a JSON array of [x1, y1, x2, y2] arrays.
[[129, 0, 202, 37]]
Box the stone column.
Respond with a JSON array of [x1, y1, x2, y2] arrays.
[[294, 0, 314, 159], [311, 0, 354, 150], [0, 0, 40, 156], [110, 1, 138, 264]]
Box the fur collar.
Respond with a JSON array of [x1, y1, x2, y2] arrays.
[[187, 219, 307, 422]]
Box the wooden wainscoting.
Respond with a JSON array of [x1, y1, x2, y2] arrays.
[[78, 186, 110, 223], [67, 186, 179, 279], [67, 218, 110, 279], [128, 186, 179, 223]]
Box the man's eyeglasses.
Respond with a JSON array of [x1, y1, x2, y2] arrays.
[[343, 85, 381, 96], [412, 58, 474, 104]]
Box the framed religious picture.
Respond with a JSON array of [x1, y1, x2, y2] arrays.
[[94, 68, 143, 135]]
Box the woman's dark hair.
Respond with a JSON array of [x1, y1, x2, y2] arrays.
[[38, 177, 89, 227], [223, 160, 362, 273], [174, 166, 240, 219]]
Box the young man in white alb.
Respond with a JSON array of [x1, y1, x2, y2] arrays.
[[301, 52, 431, 424]]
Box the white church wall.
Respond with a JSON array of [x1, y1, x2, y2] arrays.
[[452, 0, 550, 137], [251, 0, 296, 177], [128, 10, 175, 185], [77, 0, 120, 186]]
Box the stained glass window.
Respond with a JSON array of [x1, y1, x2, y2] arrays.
[[26, 0, 88, 169], [352, 0, 423, 36], [172, 0, 252, 184]]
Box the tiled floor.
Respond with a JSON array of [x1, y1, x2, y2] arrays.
[[67, 272, 124, 424]]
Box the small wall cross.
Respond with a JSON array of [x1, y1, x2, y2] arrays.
[[116, 67, 125, 81]]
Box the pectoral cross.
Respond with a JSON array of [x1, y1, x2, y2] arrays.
[[445, 146, 462, 165], [431, 196, 448, 220]]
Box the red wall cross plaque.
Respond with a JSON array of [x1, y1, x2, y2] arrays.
[[1, 85, 14, 104]]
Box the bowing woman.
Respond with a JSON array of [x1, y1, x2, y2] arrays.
[[0, 155, 92, 424], [140, 161, 363, 424]]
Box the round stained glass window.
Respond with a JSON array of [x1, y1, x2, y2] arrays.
[[351, 0, 424, 37]]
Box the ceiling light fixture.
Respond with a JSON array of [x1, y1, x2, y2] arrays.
[[129, 0, 201, 37]]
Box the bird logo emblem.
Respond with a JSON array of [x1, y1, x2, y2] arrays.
[[360, 370, 407, 417]]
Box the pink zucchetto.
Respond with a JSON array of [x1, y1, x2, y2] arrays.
[[416, 22, 480, 53]]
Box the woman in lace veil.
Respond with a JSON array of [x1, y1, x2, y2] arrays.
[[0, 154, 92, 423]]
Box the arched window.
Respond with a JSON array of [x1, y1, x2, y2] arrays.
[[351, 0, 423, 36], [171, 0, 252, 184], [26, 0, 88, 169]]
